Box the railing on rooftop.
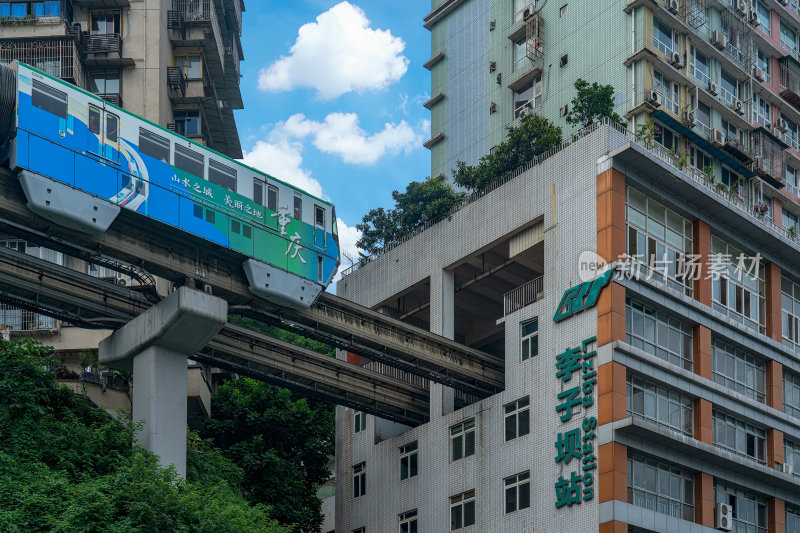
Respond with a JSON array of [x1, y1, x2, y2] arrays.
[[503, 276, 544, 316]]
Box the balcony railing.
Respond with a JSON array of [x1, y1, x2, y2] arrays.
[[0, 38, 84, 88], [166, 66, 186, 96], [83, 33, 121, 55], [0, 304, 57, 331], [503, 276, 544, 316], [781, 57, 800, 109], [96, 92, 121, 107]]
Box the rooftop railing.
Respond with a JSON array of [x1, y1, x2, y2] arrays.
[[503, 276, 544, 316]]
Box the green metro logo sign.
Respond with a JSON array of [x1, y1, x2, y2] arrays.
[[553, 268, 613, 323]]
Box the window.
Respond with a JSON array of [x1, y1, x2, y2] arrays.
[[627, 374, 693, 435], [174, 54, 202, 79], [208, 160, 236, 192], [174, 144, 204, 179], [625, 299, 693, 369], [786, 438, 800, 476], [785, 370, 800, 418], [653, 122, 677, 150], [399, 510, 417, 533], [89, 105, 101, 134], [627, 453, 694, 521], [720, 69, 739, 107], [504, 397, 530, 441], [315, 205, 325, 229], [786, 118, 800, 151], [710, 236, 765, 332], [89, 70, 120, 96], [513, 40, 529, 72], [689, 45, 709, 85], [352, 463, 365, 498], [139, 128, 170, 162], [205, 209, 215, 224], [253, 179, 264, 206], [106, 112, 118, 143], [174, 109, 201, 137], [712, 339, 765, 402], [450, 490, 475, 530], [559, 3, 567, 16], [713, 410, 766, 463], [690, 144, 712, 170], [513, 0, 541, 21], [32, 1, 61, 18], [753, 94, 771, 128], [400, 441, 418, 480], [504, 471, 530, 514], [756, 49, 771, 84], [626, 187, 694, 296], [354, 410, 366, 433], [267, 185, 278, 212], [90, 9, 120, 35], [757, 2, 771, 33], [783, 278, 800, 353], [559, 54, 568, 67], [513, 74, 542, 119], [231, 219, 240, 234], [450, 419, 475, 461], [789, 506, 800, 533], [784, 210, 799, 237], [653, 71, 679, 114], [31, 79, 67, 119], [715, 481, 767, 533], [293, 195, 302, 220], [193, 204, 203, 218], [782, 20, 799, 58], [520, 318, 538, 361], [317, 255, 324, 283], [694, 102, 711, 138], [722, 119, 741, 146], [653, 18, 675, 57]]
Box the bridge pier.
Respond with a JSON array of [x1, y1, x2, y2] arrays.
[[430, 268, 455, 416], [98, 287, 227, 477]]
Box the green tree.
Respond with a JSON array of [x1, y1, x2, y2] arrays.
[[565, 78, 624, 128], [202, 377, 334, 533], [230, 315, 334, 357], [355, 207, 398, 258], [0, 338, 289, 533], [452, 113, 563, 193]]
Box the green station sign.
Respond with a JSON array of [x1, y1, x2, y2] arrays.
[[553, 268, 613, 323]]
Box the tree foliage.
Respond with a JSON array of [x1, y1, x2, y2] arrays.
[[202, 377, 335, 533], [230, 315, 334, 357], [0, 338, 289, 533], [565, 78, 624, 128]]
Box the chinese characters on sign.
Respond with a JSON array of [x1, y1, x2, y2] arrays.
[[554, 337, 597, 509], [614, 252, 761, 283], [272, 206, 306, 264]]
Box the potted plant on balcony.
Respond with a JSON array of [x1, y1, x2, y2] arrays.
[[702, 166, 716, 185], [635, 118, 660, 149], [789, 225, 798, 241], [669, 147, 690, 170], [752, 199, 770, 219]]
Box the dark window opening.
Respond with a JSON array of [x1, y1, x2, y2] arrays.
[[205, 209, 215, 224], [253, 180, 264, 206], [243, 225, 252, 239], [106, 113, 118, 143], [31, 79, 67, 119], [294, 195, 302, 220], [174, 144, 204, 179], [193, 204, 202, 218], [89, 105, 101, 134], [315, 205, 325, 228], [208, 160, 236, 192], [231, 219, 240, 234], [139, 128, 170, 162], [317, 255, 324, 283], [268, 186, 278, 211]]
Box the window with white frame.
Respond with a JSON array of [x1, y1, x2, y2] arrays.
[[722, 119, 741, 145], [513, 39, 530, 72], [715, 481, 768, 533], [625, 298, 693, 370], [789, 165, 800, 196], [654, 122, 678, 150], [1, 240, 64, 266], [352, 463, 365, 498], [713, 410, 767, 463], [690, 45, 709, 85], [513, 0, 541, 22], [513, 74, 542, 119], [520, 317, 539, 361], [782, 277, 800, 352], [690, 144, 712, 170], [711, 338, 766, 403], [786, 369, 800, 418], [789, 506, 800, 533], [756, 49, 771, 84], [627, 453, 694, 521], [625, 187, 694, 296], [720, 69, 739, 107], [653, 18, 675, 57], [627, 374, 693, 435], [785, 117, 800, 151], [399, 509, 417, 533], [720, 167, 742, 192], [354, 411, 366, 433], [784, 211, 799, 241], [753, 94, 771, 128], [782, 20, 799, 58], [785, 439, 800, 477], [504, 397, 530, 441], [504, 471, 530, 514], [450, 419, 475, 461], [400, 441, 418, 480], [450, 490, 475, 530], [710, 236, 765, 332], [695, 101, 711, 137], [757, 2, 771, 33], [653, 70, 679, 114]]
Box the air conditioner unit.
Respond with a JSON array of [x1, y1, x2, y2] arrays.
[[708, 81, 719, 95], [716, 502, 733, 532], [780, 0, 790, 6], [668, 0, 680, 14], [783, 462, 794, 475], [647, 89, 661, 107], [685, 110, 697, 127], [712, 128, 725, 147], [519, 105, 532, 117], [489, 19, 496, 31], [777, 118, 789, 132], [753, 66, 766, 82], [523, 7, 533, 19], [735, 0, 747, 16], [753, 156, 765, 171], [750, 9, 760, 25], [735, 99, 745, 114], [560, 104, 569, 117], [489, 102, 497, 114], [711, 30, 727, 50], [671, 51, 685, 68], [774, 126, 784, 139]]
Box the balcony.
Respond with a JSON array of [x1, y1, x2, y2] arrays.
[[781, 56, 800, 109], [503, 275, 543, 315], [751, 127, 788, 188], [96, 92, 121, 107], [82, 33, 134, 68], [0, 304, 57, 332], [0, 38, 84, 88]]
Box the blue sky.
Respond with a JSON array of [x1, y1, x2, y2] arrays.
[[233, 0, 433, 264]]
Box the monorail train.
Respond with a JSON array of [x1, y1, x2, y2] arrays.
[[0, 62, 339, 309]]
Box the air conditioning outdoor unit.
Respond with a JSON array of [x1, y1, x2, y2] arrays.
[[560, 104, 569, 117], [783, 462, 794, 475], [735, 0, 747, 15], [708, 81, 719, 95], [647, 89, 661, 107], [668, 0, 680, 14], [684, 110, 696, 127], [671, 51, 685, 68], [778, 118, 789, 132], [750, 9, 760, 25], [753, 66, 766, 82], [735, 99, 745, 115], [712, 128, 725, 147], [711, 30, 727, 50], [716, 502, 733, 532], [523, 7, 533, 19], [774, 127, 785, 139]]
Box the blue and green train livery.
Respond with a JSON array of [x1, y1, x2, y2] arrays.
[[0, 62, 339, 309]]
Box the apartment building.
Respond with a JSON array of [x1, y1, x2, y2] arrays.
[[334, 0, 800, 531], [0, 0, 245, 418]]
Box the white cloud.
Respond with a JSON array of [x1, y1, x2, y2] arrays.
[[258, 2, 409, 100], [241, 137, 324, 199], [281, 112, 421, 165], [336, 217, 362, 266]]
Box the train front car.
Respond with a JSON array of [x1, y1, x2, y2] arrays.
[[3, 62, 339, 309]]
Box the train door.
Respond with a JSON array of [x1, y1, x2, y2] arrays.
[[87, 103, 120, 164], [314, 204, 326, 248]]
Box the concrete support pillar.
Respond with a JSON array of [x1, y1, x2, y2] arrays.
[[693, 324, 712, 380], [769, 498, 786, 533], [430, 268, 455, 417], [767, 360, 784, 411], [766, 263, 782, 343], [99, 287, 227, 477], [693, 220, 712, 307], [695, 472, 715, 527], [694, 398, 713, 444]]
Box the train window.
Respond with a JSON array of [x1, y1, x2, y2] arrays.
[[315, 205, 325, 228], [32, 79, 67, 119], [253, 180, 264, 206], [193, 204, 202, 218], [267, 186, 278, 212], [106, 113, 118, 143], [205, 209, 215, 224], [317, 255, 324, 283], [294, 195, 302, 220], [231, 219, 240, 234], [174, 144, 204, 179], [139, 128, 170, 162], [208, 160, 237, 192], [243, 225, 252, 239], [88, 105, 101, 134]]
